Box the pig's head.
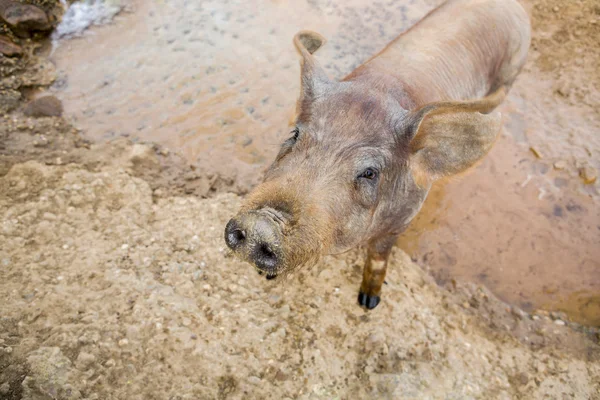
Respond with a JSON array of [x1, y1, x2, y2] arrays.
[[225, 31, 503, 278]]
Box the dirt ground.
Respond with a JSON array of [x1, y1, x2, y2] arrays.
[[1, 0, 599, 399]]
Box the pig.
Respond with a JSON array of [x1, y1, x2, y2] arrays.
[[224, 0, 531, 309]]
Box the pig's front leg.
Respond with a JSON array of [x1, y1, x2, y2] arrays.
[[358, 235, 397, 310]]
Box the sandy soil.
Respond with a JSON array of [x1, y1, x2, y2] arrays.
[[1, 158, 599, 399], [1, 0, 599, 399]]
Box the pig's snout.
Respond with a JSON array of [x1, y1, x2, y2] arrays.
[[225, 208, 286, 275]]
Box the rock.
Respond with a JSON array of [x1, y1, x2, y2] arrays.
[[553, 80, 571, 97], [130, 144, 160, 171], [0, 34, 22, 56], [274, 370, 289, 381], [0, 382, 9, 395], [24, 95, 63, 117], [0, 0, 50, 34], [579, 166, 597, 184], [75, 352, 96, 370], [365, 332, 386, 353], [19, 57, 57, 86], [529, 147, 542, 159], [247, 376, 262, 385], [553, 160, 566, 170], [0, 89, 20, 114], [23, 347, 82, 399]]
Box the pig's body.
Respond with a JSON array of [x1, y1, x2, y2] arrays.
[[348, 0, 530, 106], [225, 0, 531, 309]]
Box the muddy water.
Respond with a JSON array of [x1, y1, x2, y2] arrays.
[[48, 0, 599, 325], [49, 0, 432, 191]]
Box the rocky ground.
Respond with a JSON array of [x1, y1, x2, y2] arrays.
[[1, 0, 599, 399]]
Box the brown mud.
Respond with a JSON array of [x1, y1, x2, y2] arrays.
[[1, 0, 599, 399]]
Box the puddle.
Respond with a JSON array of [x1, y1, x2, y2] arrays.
[[49, 0, 432, 191], [48, 0, 599, 325], [398, 131, 600, 326]]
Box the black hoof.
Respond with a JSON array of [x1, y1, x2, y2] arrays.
[[358, 292, 381, 310], [266, 274, 277, 280]]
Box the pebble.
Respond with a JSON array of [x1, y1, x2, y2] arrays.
[[579, 166, 597, 184], [553, 319, 566, 326], [118, 338, 129, 346], [529, 147, 542, 159], [0, 35, 22, 56], [553, 160, 566, 170], [76, 352, 96, 368], [0, 1, 50, 32], [24, 96, 63, 117], [280, 305, 291, 318], [248, 376, 262, 385], [536, 362, 546, 374]]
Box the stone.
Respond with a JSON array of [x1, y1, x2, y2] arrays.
[[553, 160, 566, 170], [24, 95, 63, 117], [130, 143, 160, 171], [19, 57, 57, 86], [75, 352, 96, 370], [529, 147, 542, 159], [0, 0, 50, 33], [0, 89, 20, 114], [579, 166, 597, 185], [0, 34, 22, 56], [554, 80, 571, 97], [23, 347, 82, 399]]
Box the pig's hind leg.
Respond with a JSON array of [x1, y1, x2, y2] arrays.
[[358, 235, 396, 310]]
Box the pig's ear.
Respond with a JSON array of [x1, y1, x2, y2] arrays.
[[407, 87, 505, 182], [293, 31, 330, 101]]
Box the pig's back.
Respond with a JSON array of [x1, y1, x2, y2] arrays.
[[352, 0, 530, 108]]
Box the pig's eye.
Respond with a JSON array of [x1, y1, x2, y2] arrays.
[[290, 127, 300, 142], [358, 167, 378, 180]]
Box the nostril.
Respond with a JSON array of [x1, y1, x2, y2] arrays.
[[255, 242, 278, 270], [225, 220, 246, 250], [233, 229, 246, 242], [259, 243, 275, 260]]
